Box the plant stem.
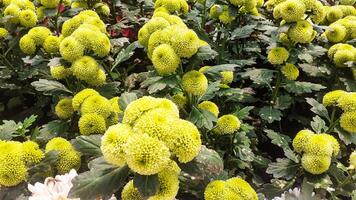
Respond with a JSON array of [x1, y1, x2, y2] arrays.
[[271, 69, 282, 105], [201, 0, 207, 30]]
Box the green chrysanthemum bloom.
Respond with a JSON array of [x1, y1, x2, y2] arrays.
[[45, 137, 73, 152], [72, 88, 99, 110], [171, 93, 187, 109], [55, 97, 74, 119], [168, 119, 201, 163], [338, 5, 356, 16], [124, 134, 171, 175], [333, 50, 354, 67], [319, 133, 340, 156], [220, 71, 234, 84], [41, 0, 60, 8], [87, 69, 106, 86], [50, 65, 71, 80], [310, 1, 326, 24], [302, 153, 331, 175], [325, 24, 347, 43], [0, 28, 8, 38], [281, 63, 299, 80], [56, 149, 81, 174], [69, 27, 96, 50], [226, 177, 258, 200], [43, 35, 60, 54], [78, 113, 106, 135], [149, 166, 180, 200], [19, 9, 37, 27], [350, 151, 356, 169], [19, 34, 36, 55], [71, 56, 99, 81], [267, 47, 289, 65], [340, 111, 356, 134], [152, 44, 180, 76], [138, 26, 150, 47], [92, 33, 111, 57], [204, 180, 239, 200], [171, 29, 200, 58], [288, 20, 315, 44], [0, 154, 27, 187], [214, 114, 241, 135], [22, 141, 44, 166], [59, 37, 85, 62], [182, 70, 208, 96], [292, 129, 314, 154], [133, 108, 176, 142], [121, 180, 143, 200], [101, 124, 133, 166], [279, 0, 306, 22], [81, 95, 112, 118], [322, 90, 347, 107], [4, 4, 21, 24], [198, 101, 220, 117], [28, 26, 52, 46], [326, 7, 343, 23], [304, 134, 333, 156], [327, 43, 354, 59]]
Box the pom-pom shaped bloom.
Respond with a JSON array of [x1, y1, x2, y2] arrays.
[[152, 44, 180, 76], [146, 17, 171, 34], [41, 0, 60, 8], [71, 56, 99, 81], [281, 63, 299, 80], [101, 124, 133, 166], [325, 24, 347, 43], [121, 180, 143, 200], [124, 134, 171, 175], [320, 133, 340, 156], [96, 3, 110, 16], [218, 10, 235, 24], [288, 20, 315, 44], [304, 134, 333, 156], [350, 151, 356, 169], [55, 98, 74, 119], [292, 129, 314, 154], [182, 70, 208, 96], [59, 37, 84, 62], [279, 0, 306, 22], [55, 149, 81, 174], [210, 5, 223, 18], [302, 153, 331, 174], [22, 141, 44, 166], [50, 66, 72, 80], [4, 4, 21, 24], [310, 1, 326, 24], [19, 9, 37, 27], [149, 166, 180, 200], [72, 88, 99, 110], [214, 114, 241, 135], [109, 97, 122, 113], [340, 111, 356, 134], [78, 113, 106, 135], [167, 119, 201, 163], [0, 154, 27, 187], [138, 27, 150, 47], [171, 29, 200, 58], [61, 17, 84, 37], [36, 6, 46, 20], [28, 26, 52, 45], [198, 101, 220, 117], [92, 33, 111, 57], [338, 92, 356, 112], [333, 50, 354, 67], [171, 93, 187, 109], [204, 180, 236, 200], [220, 71, 234, 84], [0, 28, 8, 38], [322, 90, 347, 107], [45, 137, 73, 152], [225, 177, 258, 200], [267, 47, 289, 64], [326, 7, 343, 23], [80, 95, 111, 118], [43, 36, 60, 54], [20, 34, 36, 55]]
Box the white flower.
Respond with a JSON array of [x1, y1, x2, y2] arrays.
[[28, 169, 79, 200], [272, 187, 301, 200]]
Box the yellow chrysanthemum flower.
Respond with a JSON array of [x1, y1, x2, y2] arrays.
[[59, 36, 84, 62], [302, 153, 331, 175], [340, 111, 356, 134], [338, 92, 356, 112], [124, 134, 171, 175], [71, 56, 99, 81], [204, 180, 240, 200], [267, 47, 289, 64], [326, 7, 343, 23], [92, 33, 111, 57], [349, 151, 356, 169], [0, 154, 27, 187], [152, 44, 180, 76], [182, 70, 208, 96], [288, 20, 315, 44], [0, 28, 8, 38], [149, 166, 180, 200], [41, 0, 60, 8], [50, 66, 72, 80], [171, 93, 187, 110], [279, 0, 306, 22], [220, 71, 234, 84], [225, 177, 258, 200], [45, 137, 73, 152], [214, 114, 241, 135], [78, 113, 107, 135], [56, 149, 81, 174], [22, 141, 44, 166], [4, 4, 21, 24], [325, 24, 347, 43], [198, 101, 220, 117], [121, 180, 143, 200], [109, 97, 122, 113], [304, 134, 334, 156], [80, 95, 112, 118], [72, 88, 99, 111], [292, 129, 314, 154], [28, 26, 52, 45], [319, 133, 340, 156], [55, 98, 74, 120], [170, 29, 200, 58], [322, 90, 347, 107], [20, 34, 36, 55], [19, 9, 37, 27], [281, 63, 299, 80], [333, 50, 355, 67], [43, 35, 60, 54]]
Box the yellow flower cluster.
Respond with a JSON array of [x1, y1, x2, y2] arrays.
[[0, 140, 44, 187], [70, 1, 110, 16], [324, 16, 356, 43], [154, 0, 189, 14], [328, 43, 356, 67], [45, 137, 81, 174], [199, 66, 234, 86], [121, 161, 181, 200], [55, 97, 74, 119], [209, 5, 237, 24], [101, 96, 201, 176], [267, 46, 289, 64], [214, 114, 241, 135], [3, 0, 37, 27], [138, 8, 206, 75], [324, 5, 356, 24], [204, 177, 258, 200], [72, 89, 122, 135], [292, 130, 339, 174], [20, 26, 55, 55], [281, 63, 299, 80], [182, 70, 208, 96]]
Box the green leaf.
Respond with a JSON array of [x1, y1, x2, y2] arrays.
[[22, 115, 37, 130], [28, 151, 59, 182], [335, 126, 356, 145], [0, 120, 18, 140], [72, 135, 102, 156], [88, 157, 115, 171], [230, 25, 256, 39], [266, 158, 299, 180], [69, 165, 130, 200], [233, 106, 254, 120], [275, 94, 292, 110], [119, 92, 138, 111], [306, 174, 332, 190], [195, 45, 218, 61], [265, 129, 298, 163], [188, 106, 217, 130], [259, 106, 282, 123], [36, 120, 69, 144], [240, 68, 275, 85], [98, 82, 121, 99], [202, 64, 237, 78], [200, 81, 221, 101], [306, 98, 330, 121], [310, 116, 327, 134], [260, 179, 295, 199], [112, 42, 138, 70], [31, 79, 72, 95], [43, 8, 57, 16], [299, 63, 330, 77], [133, 174, 160, 198], [284, 81, 326, 95]]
